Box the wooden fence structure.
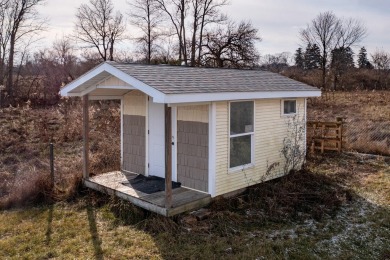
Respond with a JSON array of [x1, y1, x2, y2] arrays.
[[307, 118, 343, 154]]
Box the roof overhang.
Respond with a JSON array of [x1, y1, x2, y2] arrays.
[[164, 90, 321, 104], [60, 62, 165, 101], [60, 62, 321, 103]]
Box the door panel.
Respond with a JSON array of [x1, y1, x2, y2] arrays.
[[148, 100, 165, 178]]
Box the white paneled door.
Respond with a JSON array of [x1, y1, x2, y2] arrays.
[[148, 100, 165, 178]]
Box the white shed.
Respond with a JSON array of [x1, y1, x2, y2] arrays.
[[60, 61, 321, 216]]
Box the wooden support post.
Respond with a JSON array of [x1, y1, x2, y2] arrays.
[[165, 104, 172, 209], [83, 95, 90, 179]]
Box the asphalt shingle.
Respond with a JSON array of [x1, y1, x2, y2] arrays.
[[108, 61, 319, 94]]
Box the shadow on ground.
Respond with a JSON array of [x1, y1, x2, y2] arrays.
[[1, 153, 388, 259], [101, 153, 390, 259]]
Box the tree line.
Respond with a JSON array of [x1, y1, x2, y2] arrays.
[[290, 44, 390, 91], [74, 0, 260, 67], [0, 1, 388, 107], [0, 0, 262, 106], [271, 11, 389, 92]]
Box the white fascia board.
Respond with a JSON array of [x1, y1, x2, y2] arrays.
[[60, 62, 165, 102], [60, 62, 107, 96], [103, 64, 165, 102], [164, 90, 321, 104]]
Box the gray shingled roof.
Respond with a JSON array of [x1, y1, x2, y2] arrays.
[[108, 62, 318, 94]]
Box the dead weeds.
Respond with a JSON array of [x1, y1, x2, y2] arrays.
[[308, 91, 390, 156], [308, 152, 390, 206], [0, 99, 121, 209]]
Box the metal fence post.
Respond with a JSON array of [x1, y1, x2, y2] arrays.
[[336, 117, 343, 152], [50, 143, 54, 187]]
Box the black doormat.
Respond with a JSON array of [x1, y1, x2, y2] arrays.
[[123, 174, 181, 194]]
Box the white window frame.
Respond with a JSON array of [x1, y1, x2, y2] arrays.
[[228, 100, 255, 172], [281, 99, 297, 116]]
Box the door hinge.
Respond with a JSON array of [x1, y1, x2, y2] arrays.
[[148, 163, 150, 168], [148, 130, 150, 134]]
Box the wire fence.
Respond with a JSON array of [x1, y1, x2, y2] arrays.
[[307, 117, 390, 156], [343, 118, 390, 156]]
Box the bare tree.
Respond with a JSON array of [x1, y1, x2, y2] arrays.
[[74, 0, 126, 61], [189, 0, 201, 66], [188, 0, 228, 66], [152, 0, 228, 66], [371, 49, 390, 71], [0, 0, 46, 104], [18, 37, 81, 105], [127, 0, 163, 64], [156, 0, 189, 65], [52, 37, 79, 82], [0, 0, 9, 109], [202, 20, 261, 68], [195, 0, 227, 66], [261, 52, 291, 73], [300, 11, 366, 89], [0, 0, 9, 86], [371, 49, 390, 89]]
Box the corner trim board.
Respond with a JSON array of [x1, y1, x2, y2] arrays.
[[208, 102, 217, 197]]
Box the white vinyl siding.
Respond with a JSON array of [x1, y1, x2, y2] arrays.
[[123, 90, 147, 116], [214, 98, 305, 196], [177, 105, 209, 123], [97, 76, 132, 88]]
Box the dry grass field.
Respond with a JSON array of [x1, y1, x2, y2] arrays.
[[0, 99, 121, 208], [308, 91, 390, 155], [0, 92, 389, 259]]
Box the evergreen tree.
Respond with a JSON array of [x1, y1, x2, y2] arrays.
[[331, 47, 354, 70], [357, 47, 373, 69], [294, 47, 304, 69], [304, 44, 321, 70], [331, 47, 354, 90]]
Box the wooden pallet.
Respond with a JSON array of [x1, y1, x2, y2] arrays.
[[307, 118, 343, 154]]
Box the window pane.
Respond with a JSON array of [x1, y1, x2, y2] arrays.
[[284, 100, 296, 114], [230, 135, 251, 168], [230, 101, 254, 135]]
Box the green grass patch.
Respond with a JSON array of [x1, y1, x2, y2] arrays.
[[1, 153, 389, 259]]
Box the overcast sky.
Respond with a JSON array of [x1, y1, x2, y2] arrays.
[[37, 0, 390, 59]]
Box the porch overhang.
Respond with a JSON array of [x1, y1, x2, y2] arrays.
[[59, 62, 165, 101]]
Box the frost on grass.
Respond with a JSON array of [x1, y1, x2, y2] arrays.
[[249, 196, 389, 259], [313, 199, 388, 259], [294, 199, 387, 258]]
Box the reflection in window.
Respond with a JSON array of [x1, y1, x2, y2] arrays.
[[229, 101, 254, 168], [283, 100, 296, 114]]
